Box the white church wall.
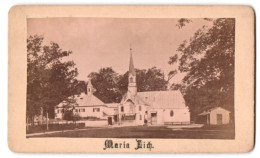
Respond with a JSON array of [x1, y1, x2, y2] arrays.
[[135, 104, 146, 125], [163, 108, 190, 123], [135, 114, 143, 125], [123, 101, 135, 114], [156, 109, 164, 125], [148, 109, 164, 125]]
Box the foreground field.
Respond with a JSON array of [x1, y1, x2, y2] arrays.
[[28, 125, 235, 139]]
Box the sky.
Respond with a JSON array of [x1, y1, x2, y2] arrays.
[[27, 18, 211, 83]]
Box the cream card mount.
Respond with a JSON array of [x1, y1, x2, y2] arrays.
[[8, 5, 255, 153]]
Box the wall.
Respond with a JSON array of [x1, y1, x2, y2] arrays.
[[135, 104, 147, 125], [209, 108, 230, 125], [78, 120, 108, 127], [55, 108, 63, 119], [55, 106, 112, 120], [122, 101, 135, 114], [74, 106, 105, 119], [147, 108, 190, 125], [119, 101, 148, 126], [148, 109, 164, 125], [163, 108, 190, 123]]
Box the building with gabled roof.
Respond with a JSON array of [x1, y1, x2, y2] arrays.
[[198, 107, 231, 125], [55, 80, 118, 123], [118, 48, 190, 126]]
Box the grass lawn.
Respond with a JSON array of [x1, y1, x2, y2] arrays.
[[28, 125, 235, 139]]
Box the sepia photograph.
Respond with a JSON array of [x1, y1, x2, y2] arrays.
[[26, 17, 235, 139]]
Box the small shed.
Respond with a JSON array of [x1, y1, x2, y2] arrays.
[[198, 107, 231, 125]]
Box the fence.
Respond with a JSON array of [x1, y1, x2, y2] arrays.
[[26, 122, 85, 134]]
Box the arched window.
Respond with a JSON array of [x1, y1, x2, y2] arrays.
[[129, 77, 133, 83], [121, 106, 124, 112], [170, 110, 174, 117], [129, 103, 134, 113]]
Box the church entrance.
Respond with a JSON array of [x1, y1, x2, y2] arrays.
[[151, 112, 157, 125]]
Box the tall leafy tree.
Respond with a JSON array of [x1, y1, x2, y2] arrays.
[[118, 67, 168, 94], [169, 18, 235, 121], [89, 67, 168, 103], [27, 35, 78, 122], [88, 67, 122, 103], [63, 110, 81, 123]]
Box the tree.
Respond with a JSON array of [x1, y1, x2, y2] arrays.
[[88, 67, 122, 103], [63, 110, 81, 123], [118, 67, 168, 94], [170, 83, 183, 90], [27, 35, 79, 123], [88, 67, 168, 103], [72, 80, 88, 94], [169, 19, 235, 121], [176, 18, 192, 29]]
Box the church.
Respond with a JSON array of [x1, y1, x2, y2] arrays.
[[118, 49, 190, 126], [54, 48, 190, 126]]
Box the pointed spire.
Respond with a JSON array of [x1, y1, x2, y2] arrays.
[[129, 47, 136, 76]]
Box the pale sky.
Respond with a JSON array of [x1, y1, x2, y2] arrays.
[[27, 18, 211, 83]]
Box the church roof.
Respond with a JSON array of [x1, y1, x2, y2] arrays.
[[120, 91, 147, 105], [129, 51, 136, 76], [137, 90, 187, 109]]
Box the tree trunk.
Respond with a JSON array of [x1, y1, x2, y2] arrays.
[[32, 116, 34, 126], [26, 116, 29, 131], [40, 107, 43, 125], [46, 112, 49, 130]]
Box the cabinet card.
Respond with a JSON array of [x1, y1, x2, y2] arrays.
[[8, 5, 255, 153]]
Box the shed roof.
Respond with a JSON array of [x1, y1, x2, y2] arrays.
[[199, 107, 231, 116]]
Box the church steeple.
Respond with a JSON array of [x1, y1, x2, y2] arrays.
[[129, 48, 136, 76], [128, 47, 137, 96]]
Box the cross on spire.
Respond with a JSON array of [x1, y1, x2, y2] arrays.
[[130, 43, 132, 52]]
